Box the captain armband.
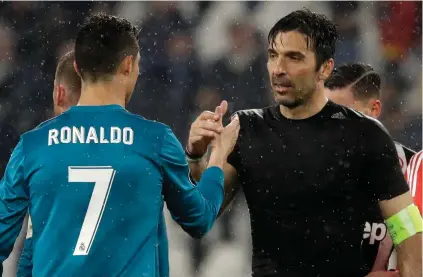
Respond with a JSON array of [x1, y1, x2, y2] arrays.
[[385, 204, 422, 246]]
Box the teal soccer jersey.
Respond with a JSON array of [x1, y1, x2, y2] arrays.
[[17, 212, 168, 277], [0, 105, 224, 277]]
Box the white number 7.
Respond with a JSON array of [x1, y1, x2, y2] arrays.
[[68, 166, 116, 256]]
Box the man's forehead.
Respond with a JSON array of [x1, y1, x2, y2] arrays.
[[269, 31, 311, 53]]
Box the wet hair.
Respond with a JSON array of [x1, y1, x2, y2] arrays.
[[75, 13, 140, 82], [268, 8, 338, 70]]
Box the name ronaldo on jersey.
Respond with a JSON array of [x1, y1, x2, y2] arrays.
[[48, 126, 134, 146]]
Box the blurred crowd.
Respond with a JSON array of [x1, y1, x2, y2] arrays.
[[0, 2, 421, 277]]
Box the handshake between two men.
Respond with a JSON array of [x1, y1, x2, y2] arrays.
[[186, 100, 240, 171]]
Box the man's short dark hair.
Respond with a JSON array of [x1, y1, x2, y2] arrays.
[[55, 51, 81, 103], [75, 13, 140, 82], [268, 9, 338, 70], [325, 63, 381, 100]]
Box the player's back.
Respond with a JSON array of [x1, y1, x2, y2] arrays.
[[25, 105, 167, 277]]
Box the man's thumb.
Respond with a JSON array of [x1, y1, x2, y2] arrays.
[[226, 115, 240, 130], [220, 100, 228, 117]]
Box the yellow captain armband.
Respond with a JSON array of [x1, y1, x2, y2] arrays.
[[385, 204, 422, 247]]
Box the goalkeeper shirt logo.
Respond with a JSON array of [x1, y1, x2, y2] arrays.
[[363, 221, 387, 244]]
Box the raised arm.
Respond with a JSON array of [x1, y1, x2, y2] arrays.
[[187, 102, 241, 216], [161, 118, 239, 238], [0, 138, 30, 266], [188, 156, 239, 217]]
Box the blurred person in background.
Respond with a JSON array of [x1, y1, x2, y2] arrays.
[[16, 51, 82, 277], [130, 1, 197, 143], [324, 63, 417, 273], [187, 9, 422, 277], [0, 24, 20, 178], [0, 2, 109, 150], [377, 1, 422, 151], [162, 30, 201, 143], [201, 19, 270, 117], [330, 1, 360, 65], [382, 74, 422, 151]]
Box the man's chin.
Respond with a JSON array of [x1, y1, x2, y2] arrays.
[[274, 95, 304, 109]]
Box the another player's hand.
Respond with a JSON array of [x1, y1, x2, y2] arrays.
[[364, 271, 400, 277], [187, 101, 228, 156], [210, 114, 240, 157]]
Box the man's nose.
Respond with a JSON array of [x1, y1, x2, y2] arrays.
[[273, 62, 287, 76]]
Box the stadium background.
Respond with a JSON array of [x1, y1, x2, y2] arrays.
[[0, 1, 421, 277]]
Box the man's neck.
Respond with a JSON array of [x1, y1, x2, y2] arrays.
[[279, 86, 328, 120], [78, 80, 126, 107]]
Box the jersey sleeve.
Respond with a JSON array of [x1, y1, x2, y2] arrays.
[[160, 127, 224, 238], [405, 151, 422, 214], [362, 120, 409, 201], [0, 138, 29, 263]]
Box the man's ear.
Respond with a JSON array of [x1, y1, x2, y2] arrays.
[[319, 58, 335, 81], [369, 99, 382, 118], [119, 55, 134, 76], [56, 84, 66, 106], [73, 61, 82, 78]]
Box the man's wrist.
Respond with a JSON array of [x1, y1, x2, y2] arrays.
[[185, 147, 205, 163], [208, 149, 225, 169]]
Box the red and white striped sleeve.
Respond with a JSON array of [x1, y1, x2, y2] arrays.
[[405, 150, 422, 215]]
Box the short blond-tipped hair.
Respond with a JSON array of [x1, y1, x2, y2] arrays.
[[55, 51, 81, 103]]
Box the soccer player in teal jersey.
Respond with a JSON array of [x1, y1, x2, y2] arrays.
[[16, 51, 82, 277], [0, 13, 240, 277], [16, 52, 170, 277]]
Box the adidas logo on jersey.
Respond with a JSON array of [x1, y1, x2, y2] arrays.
[[331, 112, 346, 119], [362, 221, 387, 244]]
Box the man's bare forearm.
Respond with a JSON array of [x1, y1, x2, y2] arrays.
[[188, 149, 226, 181], [188, 158, 208, 182], [397, 233, 422, 277]]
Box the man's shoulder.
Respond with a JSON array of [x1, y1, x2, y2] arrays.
[[331, 103, 391, 136], [330, 102, 385, 127], [27, 110, 169, 133], [21, 110, 171, 152], [119, 110, 170, 131], [232, 106, 275, 121], [21, 115, 62, 140]]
